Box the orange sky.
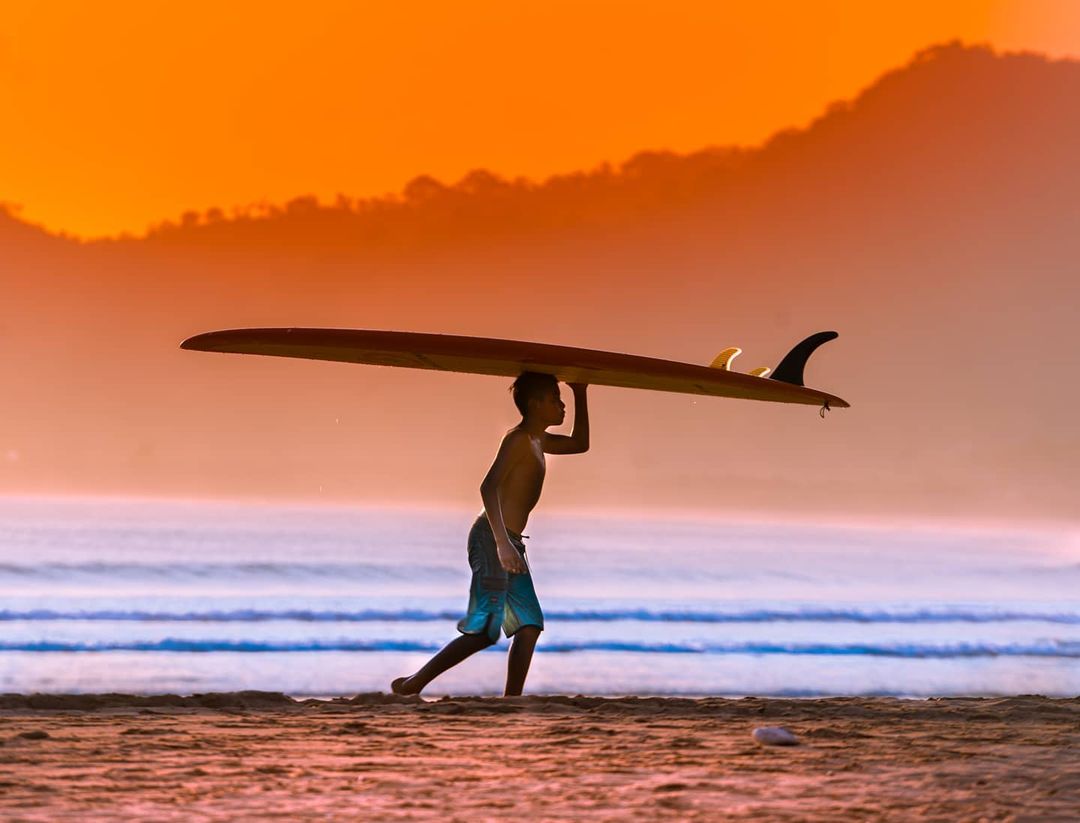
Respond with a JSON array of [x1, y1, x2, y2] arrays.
[[2, 1, 1078, 238]]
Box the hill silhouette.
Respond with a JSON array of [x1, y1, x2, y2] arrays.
[[3, 43, 1078, 521]]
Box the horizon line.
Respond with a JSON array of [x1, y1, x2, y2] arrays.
[[1, 490, 1075, 536]]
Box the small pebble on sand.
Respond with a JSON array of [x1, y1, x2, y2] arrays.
[[752, 726, 799, 746]]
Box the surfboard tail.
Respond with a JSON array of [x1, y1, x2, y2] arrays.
[[770, 331, 839, 387]]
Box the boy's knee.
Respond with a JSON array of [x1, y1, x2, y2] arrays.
[[515, 625, 542, 641], [463, 631, 498, 650]]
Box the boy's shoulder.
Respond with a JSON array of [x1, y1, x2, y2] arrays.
[[500, 427, 540, 450]]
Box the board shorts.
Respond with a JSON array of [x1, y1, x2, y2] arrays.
[[457, 514, 544, 643]]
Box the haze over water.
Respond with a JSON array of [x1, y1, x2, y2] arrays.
[[1, 497, 1076, 697]]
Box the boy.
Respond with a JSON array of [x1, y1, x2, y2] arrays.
[[391, 372, 589, 697]]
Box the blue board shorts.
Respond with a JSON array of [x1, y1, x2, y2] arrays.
[[457, 514, 544, 643]]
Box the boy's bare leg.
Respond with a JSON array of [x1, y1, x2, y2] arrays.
[[504, 626, 541, 696], [391, 633, 495, 695]]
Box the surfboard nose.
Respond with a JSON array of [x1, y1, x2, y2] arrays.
[[180, 332, 219, 351]]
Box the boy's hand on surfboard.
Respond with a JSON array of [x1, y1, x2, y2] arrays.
[[497, 542, 527, 575]]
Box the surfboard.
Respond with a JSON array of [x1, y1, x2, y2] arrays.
[[180, 328, 849, 409]]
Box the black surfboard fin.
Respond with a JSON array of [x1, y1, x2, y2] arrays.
[[770, 331, 839, 387]]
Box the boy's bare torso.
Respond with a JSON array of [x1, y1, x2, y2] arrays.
[[497, 429, 546, 535]]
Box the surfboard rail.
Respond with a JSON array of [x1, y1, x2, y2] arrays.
[[180, 328, 850, 409]]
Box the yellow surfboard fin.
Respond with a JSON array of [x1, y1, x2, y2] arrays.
[[750, 366, 771, 377], [709, 347, 741, 370]]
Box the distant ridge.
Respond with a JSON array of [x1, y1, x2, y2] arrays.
[[3, 42, 1076, 255], [0, 204, 75, 251]]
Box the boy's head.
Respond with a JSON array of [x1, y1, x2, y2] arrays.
[[510, 372, 565, 424]]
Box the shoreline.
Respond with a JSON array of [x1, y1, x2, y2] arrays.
[[2, 690, 1079, 710], [2, 693, 1076, 819]]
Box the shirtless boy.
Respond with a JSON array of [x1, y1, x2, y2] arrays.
[[391, 373, 589, 697]]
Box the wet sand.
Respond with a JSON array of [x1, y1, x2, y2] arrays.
[[1, 692, 1076, 821]]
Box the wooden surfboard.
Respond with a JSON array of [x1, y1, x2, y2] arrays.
[[180, 328, 850, 409]]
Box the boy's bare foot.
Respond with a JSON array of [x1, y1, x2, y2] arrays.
[[391, 676, 421, 696]]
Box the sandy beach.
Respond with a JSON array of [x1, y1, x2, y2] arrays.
[[0, 692, 1076, 821]]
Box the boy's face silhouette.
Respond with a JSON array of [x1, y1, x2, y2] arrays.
[[529, 384, 566, 428]]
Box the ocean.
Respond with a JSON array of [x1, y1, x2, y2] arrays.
[[1, 497, 1077, 697]]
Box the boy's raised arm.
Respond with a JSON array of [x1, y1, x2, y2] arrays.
[[543, 383, 590, 455], [569, 383, 589, 450]]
